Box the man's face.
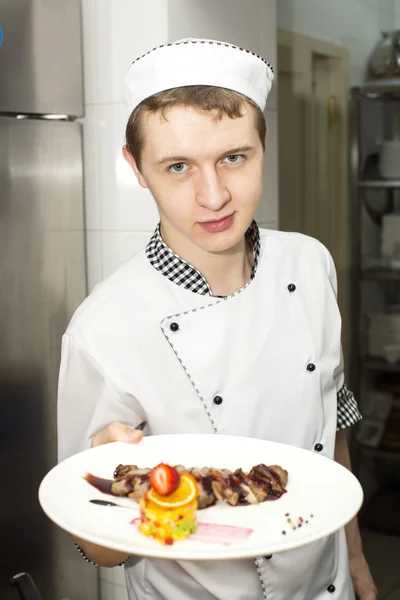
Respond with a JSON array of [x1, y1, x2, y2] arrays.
[[125, 104, 265, 256]]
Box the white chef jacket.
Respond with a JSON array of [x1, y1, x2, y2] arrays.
[[58, 228, 356, 600]]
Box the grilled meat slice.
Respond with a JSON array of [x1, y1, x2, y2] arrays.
[[269, 465, 289, 488], [189, 469, 216, 509], [233, 469, 268, 503], [113, 464, 152, 479], [196, 481, 216, 509], [175, 464, 188, 474], [111, 477, 134, 496], [128, 479, 151, 501], [111, 464, 151, 497], [211, 480, 224, 502], [249, 463, 287, 498], [208, 468, 239, 506], [208, 480, 238, 506]]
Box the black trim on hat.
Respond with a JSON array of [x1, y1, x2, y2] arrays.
[[129, 39, 274, 72]]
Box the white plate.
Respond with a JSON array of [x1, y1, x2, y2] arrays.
[[39, 435, 363, 561]]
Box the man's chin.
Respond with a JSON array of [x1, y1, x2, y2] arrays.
[[194, 231, 246, 255]]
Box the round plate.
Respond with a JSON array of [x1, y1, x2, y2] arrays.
[[39, 435, 363, 561]]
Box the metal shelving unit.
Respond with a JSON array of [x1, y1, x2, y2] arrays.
[[358, 180, 400, 188], [350, 82, 400, 531]]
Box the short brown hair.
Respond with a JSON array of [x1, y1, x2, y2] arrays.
[[125, 86, 266, 170]]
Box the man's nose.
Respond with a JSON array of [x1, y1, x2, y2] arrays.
[[195, 167, 231, 211]]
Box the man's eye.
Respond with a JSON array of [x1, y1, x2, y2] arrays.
[[224, 154, 244, 164], [169, 163, 188, 173]]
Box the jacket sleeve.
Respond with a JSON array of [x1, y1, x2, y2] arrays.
[[57, 333, 144, 463], [323, 244, 345, 391], [322, 244, 363, 428]]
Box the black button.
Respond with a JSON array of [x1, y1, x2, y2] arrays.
[[169, 322, 179, 332], [287, 283, 296, 292], [306, 363, 316, 372], [213, 396, 223, 405], [314, 443, 323, 452], [327, 584, 336, 593], [264, 555, 273, 560]]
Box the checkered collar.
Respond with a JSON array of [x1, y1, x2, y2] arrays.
[[145, 220, 261, 296]]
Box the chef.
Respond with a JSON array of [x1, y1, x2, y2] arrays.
[[57, 39, 377, 600]]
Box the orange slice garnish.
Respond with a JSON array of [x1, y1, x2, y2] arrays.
[[147, 473, 199, 508]]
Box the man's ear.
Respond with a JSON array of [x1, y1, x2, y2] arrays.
[[122, 146, 148, 189]]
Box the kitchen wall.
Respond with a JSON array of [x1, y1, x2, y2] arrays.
[[80, 2, 277, 597], [81, 0, 278, 299], [277, 0, 396, 86], [396, 0, 400, 24]]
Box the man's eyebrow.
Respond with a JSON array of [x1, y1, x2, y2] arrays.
[[156, 154, 191, 166], [156, 145, 255, 166]]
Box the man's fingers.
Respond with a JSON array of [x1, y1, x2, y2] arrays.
[[91, 422, 143, 447]]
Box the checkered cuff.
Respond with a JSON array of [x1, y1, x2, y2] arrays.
[[74, 542, 128, 567], [336, 384, 362, 431]]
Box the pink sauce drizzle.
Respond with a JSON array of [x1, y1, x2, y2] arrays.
[[131, 518, 253, 545]]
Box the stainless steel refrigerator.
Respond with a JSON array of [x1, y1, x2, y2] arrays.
[[0, 1, 98, 599]]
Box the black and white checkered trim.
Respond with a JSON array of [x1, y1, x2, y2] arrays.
[[336, 384, 362, 431], [74, 542, 128, 567], [74, 542, 97, 565], [146, 227, 212, 295], [146, 220, 260, 296], [130, 39, 274, 73]]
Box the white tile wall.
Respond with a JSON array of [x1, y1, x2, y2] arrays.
[[80, 0, 97, 107], [85, 230, 102, 290], [84, 0, 168, 105], [395, 0, 400, 24], [99, 566, 128, 600], [100, 581, 129, 600], [277, 0, 396, 86], [256, 109, 278, 225], [96, 103, 158, 231], [83, 102, 158, 237], [83, 104, 101, 230], [101, 232, 151, 279], [100, 565, 126, 586]]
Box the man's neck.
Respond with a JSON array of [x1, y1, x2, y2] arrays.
[[161, 226, 254, 297], [203, 240, 253, 296]]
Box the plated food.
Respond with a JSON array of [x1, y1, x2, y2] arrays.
[[39, 436, 364, 560], [84, 461, 289, 544], [139, 466, 199, 545]]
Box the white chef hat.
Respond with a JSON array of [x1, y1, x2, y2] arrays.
[[124, 38, 274, 115]]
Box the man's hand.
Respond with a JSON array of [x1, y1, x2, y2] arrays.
[[334, 431, 378, 599], [73, 422, 144, 567], [350, 553, 378, 600], [91, 421, 144, 447]]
